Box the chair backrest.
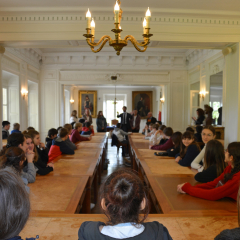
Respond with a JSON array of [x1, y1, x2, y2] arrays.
[[111, 132, 118, 147], [111, 119, 118, 126]]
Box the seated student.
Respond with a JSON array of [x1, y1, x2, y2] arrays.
[[27, 126, 35, 131], [11, 123, 21, 134], [142, 124, 150, 135], [177, 142, 240, 201], [195, 125, 203, 143], [150, 127, 174, 151], [0, 133, 36, 183], [45, 128, 58, 149], [2, 121, 10, 139], [0, 147, 32, 193], [48, 127, 75, 162], [25, 134, 54, 176], [82, 122, 94, 135], [191, 126, 216, 171], [186, 127, 195, 134], [113, 123, 132, 157], [0, 169, 35, 240], [175, 131, 200, 167], [144, 123, 154, 137], [57, 126, 62, 136], [194, 140, 226, 183], [150, 125, 166, 142], [63, 124, 79, 150], [145, 124, 158, 143], [166, 132, 182, 157], [70, 123, 91, 144], [78, 169, 172, 240]]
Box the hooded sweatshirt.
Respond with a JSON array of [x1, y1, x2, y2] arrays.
[[78, 221, 172, 240], [45, 137, 54, 149], [48, 137, 75, 162]]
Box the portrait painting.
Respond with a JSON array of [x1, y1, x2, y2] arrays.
[[78, 90, 97, 118], [132, 91, 152, 119]]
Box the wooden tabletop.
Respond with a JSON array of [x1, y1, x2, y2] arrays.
[[77, 142, 105, 149], [21, 214, 238, 240], [137, 149, 173, 159], [2, 139, 7, 146]]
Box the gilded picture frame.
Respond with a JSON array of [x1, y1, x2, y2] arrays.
[[78, 90, 97, 118], [132, 91, 153, 119]]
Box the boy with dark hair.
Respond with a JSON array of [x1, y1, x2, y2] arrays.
[[2, 121, 10, 139], [11, 123, 21, 134], [186, 127, 195, 134], [45, 128, 58, 149], [81, 122, 94, 135], [48, 128, 75, 162]]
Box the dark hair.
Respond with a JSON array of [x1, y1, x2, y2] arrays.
[[2, 121, 10, 128], [180, 131, 200, 158], [204, 140, 226, 177], [79, 118, 85, 124], [171, 132, 182, 149], [85, 122, 91, 128], [0, 133, 25, 156], [123, 106, 127, 109], [48, 128, 58, 138], [27, 130, 39, 140], [27, 126, 35, 131], [0, 147, 25, 173], [157, 121, 162, 125], [163, 127, 173, 137], [13, 123, 20, 130], [59, 128, 69, 138], [202, 125, 216, 136], [71, 110, 77, 117], [116, 123, 121, 128], [159, 125, 166, 131], [196, 125, 203, 134], [57, 126, 62, 131], [97, 111, 104, 119], [186, 127, 194, 133], [196, 108, 204, 116], [100, 169, 149, 225], [224, 142, 240, 183], [0, 169, 30, 239], [149, 123, 153, 127], [152, 124, 158, 130]]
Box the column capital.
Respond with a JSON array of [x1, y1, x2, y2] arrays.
[[0, 46, 5, 54]]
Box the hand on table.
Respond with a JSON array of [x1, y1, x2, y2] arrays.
[[177, 183, 186, 194], [175, 156, 182, 163], [149, 145, 153, 149], [47, 162, 54, 169]]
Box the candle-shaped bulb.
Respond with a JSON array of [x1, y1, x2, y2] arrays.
[[91, 18, 95, 28], [86, 8, 91, 18], [143, 18, 147, 28], [146, 7, 151, 17], [119, 26, 121, 29], [114, 1, 120, 12]]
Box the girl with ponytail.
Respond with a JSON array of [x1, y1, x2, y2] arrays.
[[177, 142, 240, 201], [78, 170, 173, 240]]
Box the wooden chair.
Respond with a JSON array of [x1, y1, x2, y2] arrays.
[[111, 132, 127, 155], [111, 119, 118, 126]]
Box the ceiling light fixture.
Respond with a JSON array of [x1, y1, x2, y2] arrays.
[[83, 1, 153, 56]]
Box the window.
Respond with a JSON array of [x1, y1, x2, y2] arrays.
[[2, 88, 7, 121], [209, 101, 222, 124], [106, 100, 124, 125]]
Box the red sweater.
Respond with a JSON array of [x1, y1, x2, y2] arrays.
[[70, 129, 90, 144], [151, 138, 174, 151], [182, 165, 240, 201]]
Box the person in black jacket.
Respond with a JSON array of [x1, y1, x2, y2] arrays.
[[194, 140, 226, 183], [194, 125, 203, 143], [117, 106, 132, 135], [78, 169, 172, 240], [45, 128, 58, 149], [192, 108, 205, 125], [146, 112, 157, 126], [2, 121, 10, 139]]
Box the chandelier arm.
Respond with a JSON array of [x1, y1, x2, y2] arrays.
[[124, 35, 150, 47], [130, 40, 148, 52], [86, 35, 112, 47], [89, 38, 110, 53]]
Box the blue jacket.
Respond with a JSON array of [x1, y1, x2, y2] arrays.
[[11, 129, 21, 134], [52, 137, 75, 155]]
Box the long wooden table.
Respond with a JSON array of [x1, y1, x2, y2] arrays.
[[129, 134, 237, 216]]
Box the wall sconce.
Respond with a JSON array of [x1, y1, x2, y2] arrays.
[[160, 97, 165, 103], [199, 91, 208, 100], [70, 99, 75, 104], [21, 89, 28, 99]]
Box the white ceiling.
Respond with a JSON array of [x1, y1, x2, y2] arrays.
[[1, 0, 240, 13]]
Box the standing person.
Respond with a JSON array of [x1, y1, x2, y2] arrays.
[[177, 142, 240, 201], [78, 170, 173, 240], [146, 112, 157, 126], [83, 109, 93, 125], [204, 104, 213, 126], [70, 110, 78, 125], [96, 111, 107, 132], [2, 121, 10, 139], [130, 109, 141, 133], [117, 106, 132, 135], [192, 108, 205, 125]]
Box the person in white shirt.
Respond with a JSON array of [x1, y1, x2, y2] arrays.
[[70, 110, 78, 124]]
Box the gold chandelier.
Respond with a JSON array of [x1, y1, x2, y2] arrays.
[[83, 1, 153, 56]]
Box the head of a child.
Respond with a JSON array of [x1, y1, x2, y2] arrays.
[[28, 130, 40, 146], [148, 123, 153, 132], [100, 170, 149, 226], [2, 121, 10, 131], [74, 122, 82, 132], [151, 124, 158, 133], [85, 122, 91, 129], [186, 127, 194, 134], [27, 126, 35, 131], [116, 123, 121, 129], [13, 123, 20, 131], [48, 128, 58, 139], [63, 124, 72, 135], [163, 127, 173, 139], [171, 132, 182, 148], [59, 128, 69, 141]]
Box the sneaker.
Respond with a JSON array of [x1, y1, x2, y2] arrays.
[[124, 162, 131, 167], [90, 203, 95, 209]]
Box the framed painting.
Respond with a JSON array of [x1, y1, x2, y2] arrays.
[[78, 91, 97, 118], [132, 91, 152, 119]]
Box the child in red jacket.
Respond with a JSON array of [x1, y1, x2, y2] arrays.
[[48, 128, 75, 162], [82, 122, 94, 135], [177, 142, 240, 201]]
